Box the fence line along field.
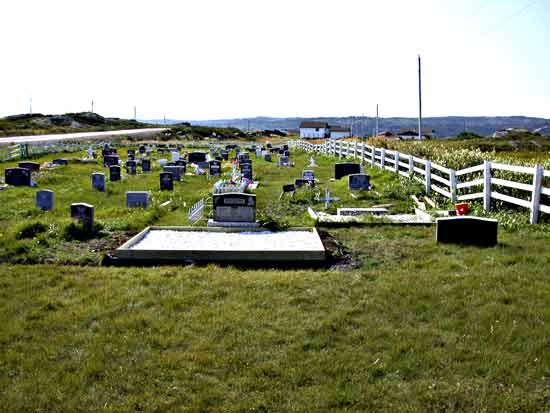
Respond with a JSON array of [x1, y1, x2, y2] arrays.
[[0, 136, 549, 411]]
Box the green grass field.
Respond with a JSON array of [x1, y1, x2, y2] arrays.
[[1, 144, 549, 411]]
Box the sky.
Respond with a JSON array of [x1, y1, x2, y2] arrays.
[[1, 0, 549, 120]]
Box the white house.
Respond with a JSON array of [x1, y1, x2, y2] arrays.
[[299, 121, 330, 139], [329, 127, 351, 139], [398, 128, 435, 140]]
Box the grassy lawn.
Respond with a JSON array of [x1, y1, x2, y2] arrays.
[[1, 143, 550, 411]]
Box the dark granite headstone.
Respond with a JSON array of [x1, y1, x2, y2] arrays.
[[52, 159, 68, 166], [303, 170, 315, 181], [240, 163, 253, 180], [209, 160, 221, 176], [5, 168, 31, 186], [436, 217, 498, 246], [109, 165, 121, 182], [348, 174, 370, 190], [282, 184, 295, 193], [91, 172, 105, 191], [127, 149, 136, 157], [163, 165, 184, 181], [126, 191, 149, 208], [295, 179, 309, 188], [221, 151, 229, 161], [264, 154, 272, 162], [103, 155, 119, 167], [139, 145, 146, 154], [215, 156, 223, 162], [141, 159, 152, 173], [36, 189, 54, 210], [126, 160, 137, 175], [175, 160, 187, 172], [18, 162, 40, 172], [188, 152, 207, 164], [335, 163, 361, 179], [160, 172, 174, 190], [70, 203, 94, 231], [213, 193, 256, 222]]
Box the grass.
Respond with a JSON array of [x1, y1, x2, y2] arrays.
[[1, 143, 550, 411]]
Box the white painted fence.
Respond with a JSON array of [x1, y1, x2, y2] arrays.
[[188, 198, 208, 225], [289, 140, 550, 224]]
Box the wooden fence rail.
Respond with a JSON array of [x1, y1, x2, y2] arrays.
[[289, 139, 550, 224]]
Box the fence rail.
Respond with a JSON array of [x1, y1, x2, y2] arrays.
[[289, 139, 550, 224]]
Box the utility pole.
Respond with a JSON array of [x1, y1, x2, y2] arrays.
[[164, 114, 166, 125], [133, 106, 137, 120], [376, 104, 379, 137], [418, 55, 422, 140], [29, 96, 32, 115], [91, 100, 94, 113]]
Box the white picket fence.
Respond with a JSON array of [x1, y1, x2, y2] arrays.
[[188, 198, 208, 225], [289, 140, 550, 224]]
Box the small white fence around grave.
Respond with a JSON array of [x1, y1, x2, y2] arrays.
[[289, 140, 550, 224], [188, 197, 209, 225], [0, 142, 109, 162]]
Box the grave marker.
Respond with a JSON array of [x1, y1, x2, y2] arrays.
[[18, 162, 40, 172], [109, 165, 121, 182], [348, 174, 371, 190], [160, 172, 174, 190], [141, 158, 152, 173], [209, 160, 222, 176], [36, 189, 54, 211], [70, 203, 94, 231], [126, 191, 149, 208], [91, 172, 105, 191], [126, 160, 137, 175], [335, 162, 361, 179], [5, 168, 31, 186], [212, 193, 256, 223], [436, 217, 498, 246]]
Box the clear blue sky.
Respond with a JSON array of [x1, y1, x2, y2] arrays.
[[1, 0, 549, 120]]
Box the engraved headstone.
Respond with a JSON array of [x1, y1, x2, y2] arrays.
[[109, 165, 121, 182], [436, 217, 498, 246], [126, 191, 149, 208], [18, 162, 40, 172], [70, 203, 94, 231], [163, 165, 184, 181], [348, 174, 370, 190], [103, 155, 119, 167], [209, 160, 222, 176], [91, 172, 105, 191], [141, 158, 151, 173], [264, 153, 272, 162], [36, 189, 54, 211], [5, 168, 31, 186], [126, 160, 137, 175], [335, 163, 361, 179], [213, 193, 256, 223], [160, 172, 174, 190], [52, 159, 68, 166]]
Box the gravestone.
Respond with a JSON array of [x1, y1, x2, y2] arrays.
[[164, 165, 184, 181], [70, 203, 94, 231], [284, 150, 290, 157], [282, 184, 295, 193], [175, 160, 187, 171], [36, 189, 54, 211], [126, 191, 149, 208], [126, 160, 137, 175], [255, 148, 262, 158], [139, 145, 146, 154], [109, 165, 121, 182], [264, 153, 272, 162], [282, 144, 289, 151], [141, 158, 152, 173], [238, 153, 249, 162], [278, 156, 289, 166], [295, 179, 309, 188], [215, 156, 223, 162], [266, 143, 272, 149], [5, 168, 31, 186], [188, 152, 207, 164], [303, 170, 315, 181], [436, 217, 498, 246], [209, 160, 222, 176], [348, 174, 370, 190], [18, 162, 40, 172], [103, 155, 119, 167], [52, 159, 68, 166], [160, 172, 174, 190], [91, 172, 105, 191], [335, 162, 361, 179], [213, 193, 256, 223], [221, 151, 229, 161], [240, 163, 253, 180], [127, 149, 136, 157]]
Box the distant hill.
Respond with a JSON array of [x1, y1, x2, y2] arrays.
[[0, 112, 153, 137], [145, 116, 550, 138]]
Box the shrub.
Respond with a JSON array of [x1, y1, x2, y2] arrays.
[[63, 222, 104, 241], [15, 222, 48, 239]]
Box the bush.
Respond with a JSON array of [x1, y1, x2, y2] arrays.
[[15, 222, 48, 239], [63, 222, 104, 241]]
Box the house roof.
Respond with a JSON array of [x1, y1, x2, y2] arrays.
[[330, 127, 350, 132], [399, 127, 435, 134], [299, 121, 329, 129]]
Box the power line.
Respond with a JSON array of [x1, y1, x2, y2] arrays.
[[480, 0, 538, 37]]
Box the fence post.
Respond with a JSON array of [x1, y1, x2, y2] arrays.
[[380, 148, 385, 169], [449, 169, 457, 203], [394, 151, 399, 173], [371, 147, 375, 168], [483, 160, 491, 212], [408, 155, 414, 178], [361, 142, 365, 165], [333, 140, 337, 157], [530, 164, 543, 224], [354, 141, 358, 160], [425, 160, 431, 195]]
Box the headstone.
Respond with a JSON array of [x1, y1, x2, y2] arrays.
[[215, 156, 223, 162], [91, 172, 105, 191], [255, 148, 262, 158], [436, 217, 498, 246], [141, 158, 152, 173], [18, 162, 40, 172], [294, 179, 309, 188], [335, 163, 361, 179], [126, 160, 137, 175], [126, 191, 149, 208], [128, 149, 136, 157], [171, 151, 180, 162], [160, 172, 174, 190], [103, 155, 119, 167], [175, 160, 187, 171], [109, 165, 121, 182], [282, 184, 295, 193], [303, 170, 315, 181], [284, 150, 290, 157], [213, 193, 256, 223], [70, 203, 94, 231], [266, 143, 272, 148], [238, 153, 249, 162], [5, 168, 31, 186], [52, 159, 68, 166], [164, 165, 184, 181], [278, 156, 289, 166], [264, 153, 272, 162], [36, 189, 54, 211], [209, 160, 222, 176], [240, 162, 253, 180], [348, 174, 370, 190], [282, 144, 289, 151], [139, 145, 146, 154], [221, 151, 229, 161], [188, 152, 207, 164]]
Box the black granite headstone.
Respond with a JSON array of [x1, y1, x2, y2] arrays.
[[126, 160, 137, 175], [141, 159, 152, 173], [335, 163, 361, 180], [52, 159, 68, 166], [109, 165, 121, 182], [160, 172, 174, 190], [209, 160, 221, 176], [188, 152, 207, 164], [282, 184, 295, 193], [348, 174, 370, 190], [70, 203, 94, 231], [18, 162, 40, 172], [5, 167, 31, 186], [103, 155, 119, 167], [213, 193, 256, 222], [436, 217, 498, 246]]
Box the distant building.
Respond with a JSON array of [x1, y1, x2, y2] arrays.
[[299, 121, 330, 139], [492, 127, 530, 138], [398, 127, 436, 140], [330, 126, 351, 139]]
